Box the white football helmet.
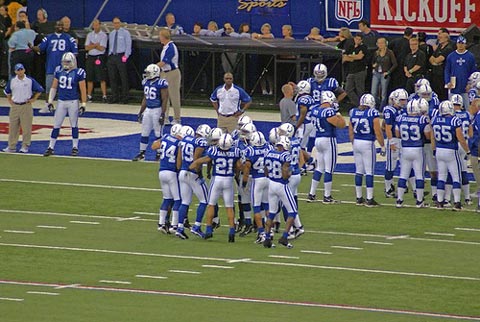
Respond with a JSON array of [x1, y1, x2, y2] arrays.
[[417, 84, 433, 101], [359, 94, 375, 109], [196, 124, 211, 138], [414, 78, 430, 94], [249, 131, 264, 147], [237, 115, 252, 129], [269, 127, 280, 144], [276, 135, 291, 150], [218, 133, 234, 150], [313, 63, 328, 82], [61, 52, 77, 70], [450, 94, 463, 108], [209, 127, 223, 145], [391, 88, 408, 107], [439, 100, 454, 116], [296, 80, 311, 95], [407, 100, 421, 116], [417, 98, 429, 115], [278, 123, 295, 138], [179, 125, 194, 138], [144, 64, 160, 80], [468, 71, 480, 86], [321, 90, 336, 105], [170, 123, 183, 137], [239, 122, 257, 140], [257, 132, 266, 146]]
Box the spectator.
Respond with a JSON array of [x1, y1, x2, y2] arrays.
[[371, 37, 397, 108], [323, 27, 354, 52], [157, 28, 181, 124], [252, 23, 275, 95], [279, 83, 296, 125], [2, 63, 43, 153], [282, 25, 294, 40], [107, 17, 131, 104], [358, 19, 378, 50], [6, 1, 22, 25], [343, 33, 368, 105], [211, 72, 251, 133], [445, 36, 477, 108], [16, 10, 29, 29], [85, 19, 108, 103], [429, 31, 454, 100], [8, 20, 35, 76], [30, 20, 78, 113], [61, 16, 78, 43], [192, 22, 203, 36], [404, 37, 426, 94], [0, 5, 13, 38], [165, 12, 184, 35], [238, 23, 251, 38], [389, 27, 413, 91], [0, 5, 13, 83], [305, 27, 323, 41], [221, 23, 239, 73], [251, 23, 274, 40], [31, 8, 55, 87]]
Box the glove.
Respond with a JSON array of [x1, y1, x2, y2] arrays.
[[380, 146, 386, 157], [79, 103, 86, 116], [48, 103, 55, 113], [137, 113, 143, 124], [159, 113, 165, 126]]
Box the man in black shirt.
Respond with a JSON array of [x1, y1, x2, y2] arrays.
[[343, 33, 367, 106], [404, 37, 426, 94], [388, 27, 413, 91], [429, 31, 454, 100]]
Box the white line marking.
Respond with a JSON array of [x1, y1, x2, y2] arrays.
[[363, 241, 393, 246], [168, 270, 201, 275], [99, 280, 131, 285], [268, 255, 299, 259], [54, 283, 80, 290], [69, 220, 100, 225], [0, 178, 161, 192], [386, 235, 410, 240], [3, 230, 34, 234], [0, 297, 24, 301], [1, 280, 479, 321], [455, 227, 480, 232], [331, 246, 363, 250], [201, 265, 234, 269], [227, 258, 251, 263], [300, 250, 333, 255], [116, 216, 140, 222], [27, 291, 59, 296], [133, 211, 157, 216], [135, 275, 168, 280], [424, 232, 455, 237], [36, 225, 67, 229]]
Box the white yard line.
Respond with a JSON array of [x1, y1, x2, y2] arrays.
[[331, 246, 363, 250], [455, 227, 480, 232], [268, 255, 299, 259], [27, 291, 59, 296], [135, 275, 168, 280], [116, 216, 140, 222], [0, 297, 24, 301], [36, 225, 67, 229], [201, 265, 234, 269], [99, 280, 131, 285], [3, 230, 34, 234], [133, 211, 157, 216], [70, 220, 100, 225], [227, 258, 252, 263], [168, 270, 201, 275], [300, 250, 332, 255], [54, 283, 80, 290], [363, 241, 393, 246], [424, 232, 456, 237]]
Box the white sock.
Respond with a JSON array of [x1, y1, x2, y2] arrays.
[[140, 143, 148, 151], [171, 211, 179, 226], [453, 188, 461, 203], [324, 181, 332, 197], [72, 139, 79, 149], [385, 179, 392, 191], [309, 179, 319, 195], [159, 210, 167, 225], [397, 187, 406, 202], [244, 209, 252, 220], [367, 187, 374, 200], [49, 138, 57, 149], [445, 184, 453, 202], [294, 215, 302, 228], [355, 186, 363, 199], [416, 188, 424, 203], [462, 184, 470, 201]]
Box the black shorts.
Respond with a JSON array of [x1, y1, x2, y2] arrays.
[[85, 55, 107, 82]]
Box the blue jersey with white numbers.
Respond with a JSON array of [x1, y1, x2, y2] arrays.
[[289, 137, 301, 175], [207, 146, 240, 177], [244, 145, 271, 178], [468, 88, 479, 104], [142, 78, 168, 109], [296, 94, 316, 124], [264, 149, 291, 184], [469, 112, 480, 157], [455, 110, 471, 141], [397, 115, 429, 148], [311, 106, 337, 138], [431, 115, 461, 150], [307, 77, 341, 104], [54, 67, 86, 101], [349, 107, 379, 141], [383, 105, 402, 138], [159, 134, 179, 172], [39, 33, 78, 74], [180, 136, 208, 172]]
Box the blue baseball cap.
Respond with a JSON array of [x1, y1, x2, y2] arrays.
[[14, 63, 24, 71], [457, 35, 467, 44]]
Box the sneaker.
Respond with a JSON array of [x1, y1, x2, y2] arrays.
[[102, 96, 108, 103], [416, 200, 429, 208], [19, 147, 28, 153], [132, 151, 145, 161], [158, 225, 169, 234], [323, 196, 338, 204], [300, 168, 307, 176], [306, 194, 316, 202], [295, 227, 305, 239], [204, 232, 213, 240], [365, 198, 379, 207], [435, 201, 445, 209], [228, 234, 235, 243], [71, 147, 79, 156], [432, 194, 438, 202], [239, 224, 254, 237], [465, 199, 473, 206], [2, 147, 15, 153], [278, 236, 294, 249], [356, 197, 365, 206], [87, 95, 93, 103], [255, 233, 266, 244], [443, 200, 452, 208], [155, 152, 161, 161], [175, 229, 189, 240], [263, 238, 273, 248], [38, 106, 50, 113], [396, 199, 404, 208], [212, 221, 221, 230], [235, 219, 245, 233], [168, 226, 178, 234], [183, 218, 191, 229], [384, 185, 396, 198], [190, 226, 205, 238], [43, 147, 54, 157], [452, 202, 462, 211]]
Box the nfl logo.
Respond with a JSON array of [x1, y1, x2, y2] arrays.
[[335, 0, 363, 24]]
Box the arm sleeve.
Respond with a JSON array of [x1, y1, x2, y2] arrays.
[[69, 36, 78, 54], [210, 88, 218, 102], [162, 45, 174, 64], [239, 87, 252, 103], [30, 77, 44, 93], [125, 31, 132, 58]]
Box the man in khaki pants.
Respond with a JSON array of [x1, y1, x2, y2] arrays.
[[2, 63, 44, 153], [157, 28, 181, 125]]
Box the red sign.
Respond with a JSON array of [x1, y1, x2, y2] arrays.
[[0, 122, 94, 137], [371, 0, 479, 34]]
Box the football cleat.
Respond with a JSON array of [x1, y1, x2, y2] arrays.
[[263, 238, 273, 248], [43, 147, 54, 157], [239, 224, 254, 237], [204, 232, 213, 240], [212, 220, 221, 230], [228, 234, 235, 243], [190, 226, 205, 238], [278, 236, 293, 249], [356, 197, 365, 206], [183, 218, 191, 229], [465, 199, 473, 206], [158, 225, 169, 234], [155, 152, 161, 161], [175, 229, 189, 240], [294, 227, 305, 239], [365, 198, 379, 207], [452, 202, 462, 211], [396, 199, 404, 208], [71, 147, 79, 156], [169, 226, 177, 234], [416, 200, 429, 208], [384, 185, 396, 198], [132, 151, 145, 161], [322, 196, 338, 204], [432, 194, 438, 202], [435, 201, 445, 209], [306, 194, 316, 202], [255, 233, 266, 244]]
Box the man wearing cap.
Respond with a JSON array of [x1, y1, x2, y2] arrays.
[[2, 63, 43, 153], [444, 35, 477, 109]]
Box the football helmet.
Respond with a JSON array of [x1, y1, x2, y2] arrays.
[[144, 64, 160, 80], [439, 100, 454, 116], [218, 133, 234, 150], [450, 94, 463, 108], [296, 80, 311, 95], [414, 78, 430, 94], [407, 99, 421, 116], [313, 63, 328, 82], [239, 122, 257, 140], [276, 135, 291, 150], [468, 71, 480, 86], [269, 127, 280, 144], [61, 52, 77, 70], [179, 125, 194, 138], [278, 123, 295, 138], [257, 132, 266, 146], [209, 127, 224, 146], [359, 94, 375, 109], [391, 88, 408, 107], [321, 90, 336, 105], [170, 123, 183, 137], [417, 98, 429, 115], [237, 115, 252, 129], [249, 131, 264, 147], [417, 84, 433, 101], [196, 124, 211, 138]]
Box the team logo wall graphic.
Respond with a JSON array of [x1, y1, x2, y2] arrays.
[[335, 0, 363, 24]]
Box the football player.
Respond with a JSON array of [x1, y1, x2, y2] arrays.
[[468, 98, 480, 211], [43, 52, 86, 157], [307, 63, 347, 105], [294, 80, 316, 149]]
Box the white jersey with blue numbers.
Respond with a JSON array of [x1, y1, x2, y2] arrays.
[[180, 136, 208, 172], [455, 110, 471, 141], [289, 137, 301, 175], [39, 33, 78, 74], [54, 67, 86, 101], [264, 149, 291, 184], [383, 105, 402, 138], [349, 107, 379, 141], [142, 78, 168, 109], [207, 146, 240, 177], [296, 94, 316, 124], [396, 115, 429, 148], [431, 115, 461, 150], [244, 145, 271, 179], [311, 106, 337, 137], [159, 134, 180, 172], [307, 77, 341, 104]]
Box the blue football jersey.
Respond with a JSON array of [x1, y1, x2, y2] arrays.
[[54, 67, 86, 101], [397, 115, 429, 148], [289, 137, 301, 175], [455, 110, 471, 141], [142, 78, 168, 109], [244, 145, 271, 178], [349, 107, 379, 141], [207, 146, 240, 177], [264, 149, 291, 184], [431, 115, 461, 150], [383, 105, 402, 138], [39, 33, 78, 74], [307, 77, 341, 104], [180, 136, 208, 172], [296, 94, 316, 124], [159, 134, 179, 172], [469, 111, 480, 157], [311, 106, 337, 137]]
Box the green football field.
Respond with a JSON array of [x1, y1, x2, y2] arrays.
[[1, 154, 480, 321]]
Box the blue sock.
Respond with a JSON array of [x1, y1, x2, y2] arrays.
[[257, 227, 265, 234], [229, 227, 235, 235], [196, 203, 207, 223], [245, 218, 252, 225], [72, 127, 79, 139], [355, 174, 363, 186], [140, 136, 149, 144], [366, 175, 374, 188], [385, 170, 394, 181], [51, 128, 60, 139], [282, 232, 289, 239], [178, 204, 189, 225], [398, 178, 407, 189], [313, 170, 322, 181], [206, 225, 213, 234]]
